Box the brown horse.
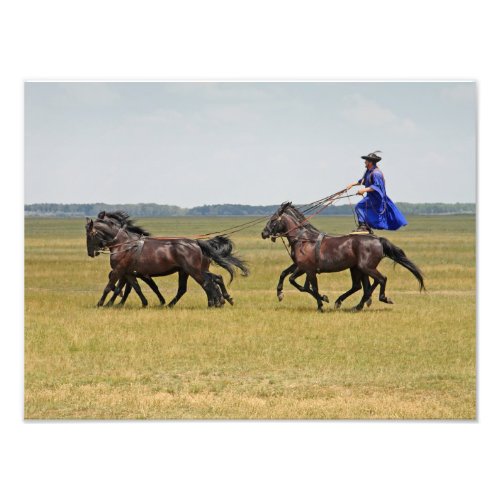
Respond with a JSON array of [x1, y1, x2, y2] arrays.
[[86, 212, 248, 308], [261, 202, 424, 311], [86, 214, 167, 307]]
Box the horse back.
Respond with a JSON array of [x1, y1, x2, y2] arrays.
[[318, 234, 383, 272], [135, 237, 204, 276]]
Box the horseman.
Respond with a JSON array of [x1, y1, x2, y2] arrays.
[[346, 151, 407, 233]]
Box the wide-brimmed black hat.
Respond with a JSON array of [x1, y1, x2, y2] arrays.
[[361, 151, 382, 163]]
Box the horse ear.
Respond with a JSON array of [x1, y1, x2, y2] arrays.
[[86, 217, 90, 223], [97, 211, 105, 219], [88, 219, 93, 230], [279, 201, 291, 213]]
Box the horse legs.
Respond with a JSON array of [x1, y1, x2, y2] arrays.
[[105, 276, 127, 306], [206, 273, 225, 307], [209, 272, 234, 305], [372, 270, 393, 304], [167, 271, 189, 308], [288, 269, 329, 303], [185, 269, 221, 308], [305, 272, 325, 312], [140, 276, 166, 305], [201, 271, 223, 307], [97, 270, 121, 307], [353, 267, 390, 311], [126, 275, 149, 307], [361, 267, 392, 304], [334, 268, 363, 309], [351, 271, 374, 312], [117, 282, 132, 306], [363, 274, 373, 307], [105, 275, 164, 307], [277, 264, 297, 301]]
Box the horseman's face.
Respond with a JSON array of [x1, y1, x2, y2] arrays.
[[365, 160, 375, 169]]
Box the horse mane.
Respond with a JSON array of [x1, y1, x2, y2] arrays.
[[283, 203, 320, 232], [98, 210, 151, 236]]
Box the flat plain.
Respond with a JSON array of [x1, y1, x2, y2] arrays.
[[25, 215, 475, 419]]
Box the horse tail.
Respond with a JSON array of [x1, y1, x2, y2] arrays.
[[379, 237, 425, 291], [197, 236, 249, 284]]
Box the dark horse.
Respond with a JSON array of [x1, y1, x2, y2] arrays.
[[261, 202, 425, 311], [86, 213, 167, 307], [86, 212, 249, 308]]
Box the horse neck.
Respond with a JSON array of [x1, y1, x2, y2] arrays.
[[106, 226, 133, 248], [281, 212, 316, 243]]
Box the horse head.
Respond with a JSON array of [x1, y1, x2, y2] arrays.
[[85, 217, 118, 257], [261, 201, 293, 241]]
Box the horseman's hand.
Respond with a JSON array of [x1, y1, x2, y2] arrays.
[[357, 189, 365, 196]]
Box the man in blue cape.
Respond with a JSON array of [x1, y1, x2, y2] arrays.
[[346, 151, 407, 233]]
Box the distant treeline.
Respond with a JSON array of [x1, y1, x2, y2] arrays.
[[25, 202, 476, 218]]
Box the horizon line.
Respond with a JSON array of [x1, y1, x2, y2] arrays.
[[25, 200, 477, 207]]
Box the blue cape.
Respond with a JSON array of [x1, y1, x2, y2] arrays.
[[355, 168, 407, 230]]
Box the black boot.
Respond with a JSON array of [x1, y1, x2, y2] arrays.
[[351, 223, 373, 234]]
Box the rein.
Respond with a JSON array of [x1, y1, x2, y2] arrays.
[[273, 191, 354, 239], [135, 188, 353, 240], [91, 188, 358, 254], [95, 227, 145, 255]]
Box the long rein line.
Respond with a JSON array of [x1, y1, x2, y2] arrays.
[[97, 189, 357, 251], [200, 188, 353, 238], [277, 191, 355, 239], [136, 191, 350, 241], [275, 191, 359, 255], [195, 188, 350, 238]]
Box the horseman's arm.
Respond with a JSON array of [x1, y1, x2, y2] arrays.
[[359, 171, 384, 197], [347, 180, 362, 190], [357, 187, 375, 195]]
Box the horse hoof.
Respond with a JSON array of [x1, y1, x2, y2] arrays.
[[277, 292, 284, 302], [317, 307, 324, 313], [227, 297, 234, 306], [366, 298, 372, 307], [380, 297, 394, 304], [351, 306, 362, 313], [322, 295, 329, 303], [334, 300, 342, 309]]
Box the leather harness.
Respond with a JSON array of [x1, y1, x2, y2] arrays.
[[289, 227, 326, 272], [315, 232, 325, 272]]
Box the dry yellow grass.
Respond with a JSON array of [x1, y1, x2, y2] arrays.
[[25, 215, 475, 419]]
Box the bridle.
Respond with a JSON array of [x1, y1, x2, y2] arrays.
[[268, 211, 315, 259], [269, 210, 314, 241], [89, 225, 145, 256]]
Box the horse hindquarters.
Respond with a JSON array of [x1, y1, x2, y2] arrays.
[[169, 245, 224, 308]]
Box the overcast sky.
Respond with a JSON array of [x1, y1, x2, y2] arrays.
[[25, 82, 476, 206]]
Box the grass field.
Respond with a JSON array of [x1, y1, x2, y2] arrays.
[[25, 215, 476, 419]]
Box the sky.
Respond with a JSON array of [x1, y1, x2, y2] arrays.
[[25, 82, 476, 206]]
